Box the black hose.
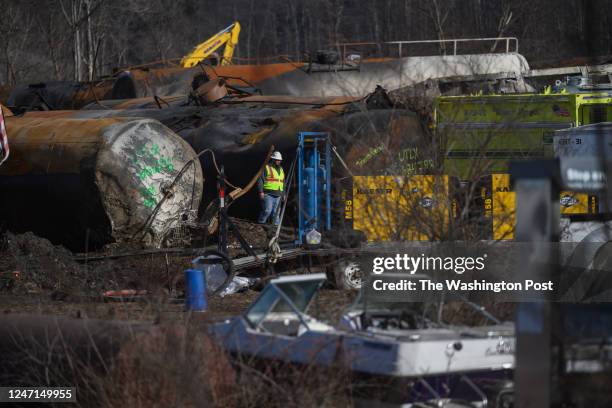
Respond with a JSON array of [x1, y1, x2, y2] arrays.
[[192, 249, 235, 295]]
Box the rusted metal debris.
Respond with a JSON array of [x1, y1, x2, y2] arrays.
[[0, 115, 203, 250], [103, 289, 149, 302]]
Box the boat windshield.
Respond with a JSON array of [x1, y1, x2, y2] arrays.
[[245, 274, 325, 331]]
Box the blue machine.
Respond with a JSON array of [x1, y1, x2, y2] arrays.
[[296, 132, 332, 245]]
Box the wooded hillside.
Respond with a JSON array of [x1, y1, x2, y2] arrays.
[[1, 0, 610, 85]]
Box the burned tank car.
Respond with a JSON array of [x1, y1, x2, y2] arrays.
[[79, 95, 432, 222], [111, 67, 204, 99], [179, 107, 431, 220], [107, 53, 530, 98], [7, 80, 115, 112], [0, 115, 203, 250], [82, 94, 432, 177]]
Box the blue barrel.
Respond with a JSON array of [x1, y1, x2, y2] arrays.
[[184, 269, 207, 311]]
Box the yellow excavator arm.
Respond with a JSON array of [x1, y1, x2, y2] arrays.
[[180, 22, 241, 68]]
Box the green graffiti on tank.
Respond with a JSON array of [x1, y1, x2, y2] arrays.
[[131, 144, 175, 208], [139, 185, 157, 208]]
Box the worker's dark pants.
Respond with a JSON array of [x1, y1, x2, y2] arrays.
[[258, 193, 281, 225]]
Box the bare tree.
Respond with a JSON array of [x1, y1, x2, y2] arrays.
[[420, 0, 450, 54], [38, 10, 69, 80], [0, 3, 33, 86], [59, 0, 104, 81], [491, 2, 513, 52], [0, 0, 611, 87]]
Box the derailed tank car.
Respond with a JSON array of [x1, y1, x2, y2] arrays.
[[15, 89, 433, 230], [110, 52, 530, 98], [0, 113, 203, 250], [7, 50, 531, 112], [79, 92, 433, 176], [8, 79, 115, 112], [79, 92, 435, 220]]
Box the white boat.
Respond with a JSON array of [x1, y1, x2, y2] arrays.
[[210, 273, 515, 407]]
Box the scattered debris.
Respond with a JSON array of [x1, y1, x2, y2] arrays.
[[103, 289, 149, 302], [219, 276, 259, 297]]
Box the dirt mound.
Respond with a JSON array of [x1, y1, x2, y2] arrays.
[[0, 231, 86, 294], [225, 217, 297, 254]]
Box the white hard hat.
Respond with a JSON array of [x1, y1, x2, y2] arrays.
[[271, 151, 283, 161]]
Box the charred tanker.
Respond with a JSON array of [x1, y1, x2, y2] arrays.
[[8, 79, 115, 112], [0, 112, 203, 250], [8, 49, 530, 111], [110, 53, 529, 99], [13, 86, 432, 227], [80, 90, 434, 220]]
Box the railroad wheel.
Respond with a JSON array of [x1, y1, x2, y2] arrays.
[[328, 258, 363, 290]]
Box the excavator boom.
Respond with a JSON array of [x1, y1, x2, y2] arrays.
[[180, 22, 241, 68]]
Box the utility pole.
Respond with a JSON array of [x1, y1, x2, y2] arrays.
[[512, 161, 561, 408]]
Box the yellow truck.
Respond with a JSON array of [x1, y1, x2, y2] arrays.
[[436, 92, 612, 178], [343, 91, 611, 242], [435, 92, 612, 240]]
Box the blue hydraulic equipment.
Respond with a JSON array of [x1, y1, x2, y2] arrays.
[[296, 132, 332, 245]]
